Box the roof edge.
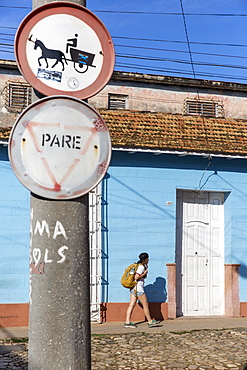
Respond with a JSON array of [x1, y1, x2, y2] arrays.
[[112, 146, 247, 160], [112, 71, 247, 92], [1, 58, 247, 92]]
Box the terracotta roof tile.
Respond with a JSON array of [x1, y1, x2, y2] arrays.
[[98, 110, 247, 156], [2, 110, 247, 156], [0, 127, 11, 140]]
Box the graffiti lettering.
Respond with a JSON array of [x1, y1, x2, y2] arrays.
[[34, 220, 68, 240], [57, 246, 69, 263], [30, 217, 69, 276], [30, 262, 45, 274], [30, 246, 69, 271], [53, 221, 68, 240]]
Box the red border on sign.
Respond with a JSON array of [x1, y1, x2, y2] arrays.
[[15, 2, 115, 99]]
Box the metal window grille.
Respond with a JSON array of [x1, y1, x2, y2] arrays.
[[108, 94, 128, 109], [4, 81, 32, 113], [184, 99, 224, 118], [89, 184, 102, 323]]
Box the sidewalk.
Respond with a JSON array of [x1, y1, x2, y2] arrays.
[[1, 316, 247, 339]]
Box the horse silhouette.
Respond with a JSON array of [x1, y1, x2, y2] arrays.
[[34, 39, 67, 71]]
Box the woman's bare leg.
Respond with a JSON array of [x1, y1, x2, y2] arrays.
[[125, 293, 137, 323], [138, 293, 152, 322]]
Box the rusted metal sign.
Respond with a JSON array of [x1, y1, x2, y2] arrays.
[[8, 96, 111, 199], [14, 2, 115, 99]]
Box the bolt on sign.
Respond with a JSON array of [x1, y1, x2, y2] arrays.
[[8, 96, 111, 200], [14, 2, 115, 99]]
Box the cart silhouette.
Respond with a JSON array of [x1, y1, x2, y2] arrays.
[[67, 47, 96, 73], [29, 35, 97, 74]]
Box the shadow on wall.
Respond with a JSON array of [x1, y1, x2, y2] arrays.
[[239, 263, 247, 279], [232, 255, 247, 279], [145, 277, 167, 302], [142, 277, 167, 321]]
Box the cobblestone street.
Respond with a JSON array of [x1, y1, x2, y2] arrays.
[[0, 327, 247, 369]]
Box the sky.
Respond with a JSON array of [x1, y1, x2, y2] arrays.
[[1, 0, 247, 84]]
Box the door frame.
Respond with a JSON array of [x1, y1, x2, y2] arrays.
[[176, 189, 225, 316]]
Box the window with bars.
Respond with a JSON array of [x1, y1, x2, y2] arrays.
[[108, 94, 128, 110], [184, 99, 224, 118], [4, 81, 32, 113]]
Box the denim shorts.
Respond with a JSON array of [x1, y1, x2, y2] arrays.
[[130, 288, 144, 297]]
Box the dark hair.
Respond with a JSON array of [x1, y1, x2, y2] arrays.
[[137, 252, 149, 264]]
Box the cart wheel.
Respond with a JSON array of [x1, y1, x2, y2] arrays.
[[74, 62, 89, 73]]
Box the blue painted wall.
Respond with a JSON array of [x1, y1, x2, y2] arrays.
[[0, 145, 30, 303], [102, 151, 247, 304], [1, 145, 247, 306]]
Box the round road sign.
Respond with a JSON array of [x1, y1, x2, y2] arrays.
[[15, 2, 115, 99], [8, 96, 111, 200]]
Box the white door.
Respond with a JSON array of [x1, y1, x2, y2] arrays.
[[176, 190, 225, 316]]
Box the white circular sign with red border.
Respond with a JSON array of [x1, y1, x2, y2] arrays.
[[15, 2, 115, 99], [8, 96, 111, 200]]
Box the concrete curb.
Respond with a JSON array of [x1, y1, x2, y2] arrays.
[[1, 317, 247, 339]]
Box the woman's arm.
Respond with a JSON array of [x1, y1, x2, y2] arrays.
[[135, 269, 148, 280]]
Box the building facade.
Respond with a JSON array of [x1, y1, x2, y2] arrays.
[[1, 59, 247, 326]]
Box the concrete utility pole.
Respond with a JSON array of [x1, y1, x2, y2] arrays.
[[33, 0, 85, 7], [28, 1, 91, 370]]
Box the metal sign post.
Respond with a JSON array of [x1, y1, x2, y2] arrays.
[[10, 1, 115, 369]]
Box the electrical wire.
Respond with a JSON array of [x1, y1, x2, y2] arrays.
[[0, 43, 13, 47], [115, 62, 247, 81], [0, 6, 247, 83], [1, 42, 247, 73], [116, 52, 247, 71], [179, 0, 197, 80], [2, 6, 247, 15], [1, 27, 247, 49], [112, 35, 247, 49], [115, 44, 247, 60], [0, 5, 31, 9], [4, 38, 247, 61], [3, 36, 247, 62], [0, 26, 16, 29], [93, 10, 247, 16]]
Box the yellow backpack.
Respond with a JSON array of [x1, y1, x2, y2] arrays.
[[121, 263, 139, 289]]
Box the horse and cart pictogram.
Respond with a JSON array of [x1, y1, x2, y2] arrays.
[[28, 34, 96, 74]]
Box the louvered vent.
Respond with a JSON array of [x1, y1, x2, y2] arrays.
[[184, 99, 224, 118], [4, 81, 32, 113], [108, 94, 128, 110]]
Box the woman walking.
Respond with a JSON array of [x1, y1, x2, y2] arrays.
[[124, 252, 160, 328]]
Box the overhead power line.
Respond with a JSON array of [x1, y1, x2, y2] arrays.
[[115, 62, 247, 82], [116, 52, 247, 71], [1, 42, 247, 72], [0, 5, 31, 9], [115, 44, 247, 60], [113, 35, 247, 49], [0, 42, 13, 47], [1, 27, 247, 49], [0, 26, 16, 30], [93, 10, 247, 16], [179, 0, 197, 80], [2, 38, 247, 60], [0, 49, 13, 54], [1, 6, 247, 16]]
